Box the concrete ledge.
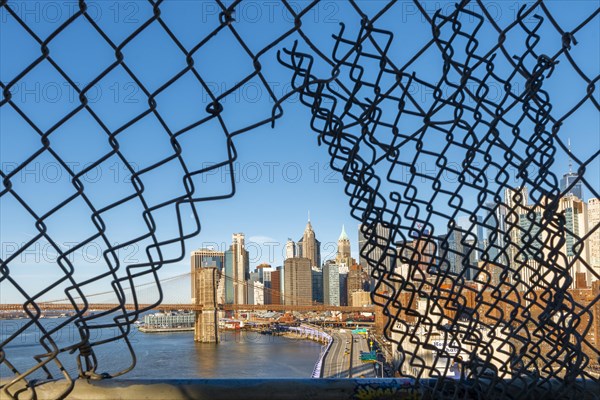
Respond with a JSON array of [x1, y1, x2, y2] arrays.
[[3, 378, 600, 400]]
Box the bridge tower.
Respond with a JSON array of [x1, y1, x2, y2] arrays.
[[193, 266, 220, 343]]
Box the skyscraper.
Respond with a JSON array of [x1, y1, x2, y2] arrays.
[[336, 225, 352, 267], [339, 271, 348, 306], [256, 263, 271, 284], [224, 248, 234, 304], [437, 230, 464, 276], [588, 198, 600, 279], [285, 239, 296, 260], [457, 215, 485, 269], [457, 215, 484, 240], [283, 257, 312, 305], [229, 233, 249, 305], [262, 268, 271, 303], [483, 202, 509, 267], [503, 188, 560, 291], [270, 268, 282, 305], [358, 223, 392, 289], [323, 262, 340, 306], [297, 215, 321, 267], [560, 139, 583, 199], [347, 264, 363, 305], [311, 266, 324, 304], [558, 194, 590, 287], [397, 228, 436, 275], [504, 186, 530, 280], [247, 271, 260, 305]]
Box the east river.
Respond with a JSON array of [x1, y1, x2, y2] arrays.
[[0, 317, 323, 379]]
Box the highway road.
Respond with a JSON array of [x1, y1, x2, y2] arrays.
[[349, 333, 376, 378], [322, 330, 376, 378], [322, 331, 351, 378]]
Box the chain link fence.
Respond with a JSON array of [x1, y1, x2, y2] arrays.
[[1, 1, 599, 398]]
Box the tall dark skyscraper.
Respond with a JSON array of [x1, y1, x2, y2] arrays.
[[311, 266, 323, 304], [561, 172, 583, 199], [484, 202, 508, 266], [561, 139, 583, 199], [358, 223, 392, 289]]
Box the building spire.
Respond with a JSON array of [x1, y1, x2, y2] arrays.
[[338, 224, 349, 241], [568, 138, 573, 174], [305, 211, 313, 232]]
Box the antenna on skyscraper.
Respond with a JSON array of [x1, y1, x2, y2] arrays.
[[568, 138, 573, 174], [308, 210, 310, 222]]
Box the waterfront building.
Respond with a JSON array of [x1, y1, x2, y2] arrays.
[[143, 312, 195, 328], [191, 249, 224, 304], [323, 262, 340, 306], [297, 215, 321, 268], [283, 257, 312, 305], [311, 266, 324, 304]]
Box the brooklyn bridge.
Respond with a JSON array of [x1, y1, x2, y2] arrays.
[[0, 271, 375, 342]]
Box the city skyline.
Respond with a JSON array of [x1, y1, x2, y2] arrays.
[[2, 0, 599, 392], [191, 185, 600, 310]]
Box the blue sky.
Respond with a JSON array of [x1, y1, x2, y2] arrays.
[[1, 1, 599, 302]]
